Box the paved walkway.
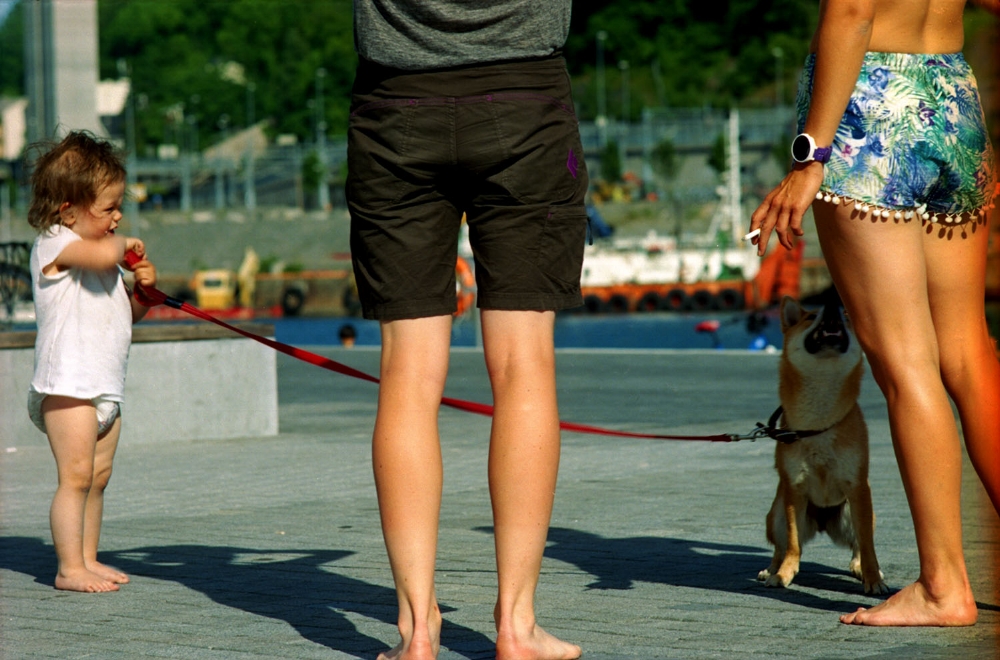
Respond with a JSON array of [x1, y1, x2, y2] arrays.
[[2, 348, 997, 659]]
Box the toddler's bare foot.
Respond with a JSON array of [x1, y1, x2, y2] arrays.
[[496, 624, 581, 660], [840, 580, 977, 626], [55, 568, 120, 593], [87, 560, 130, 584]]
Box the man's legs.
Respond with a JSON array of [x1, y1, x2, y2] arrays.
[[374, 315, 452, 660], [481, 309, 581, 660]]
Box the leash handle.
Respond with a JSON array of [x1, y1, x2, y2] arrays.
[[124, 249, 142, 268], [124, 250, 166, 307]]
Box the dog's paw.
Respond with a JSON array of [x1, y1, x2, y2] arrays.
[[763, 573, 792, 588], [864, 578, 889, 595], [757, 569, 771, 582]]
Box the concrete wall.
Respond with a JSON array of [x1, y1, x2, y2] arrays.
[[1, 323, 278, 447]]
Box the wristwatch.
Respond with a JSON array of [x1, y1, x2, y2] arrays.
[[791, 133, 832, 164]]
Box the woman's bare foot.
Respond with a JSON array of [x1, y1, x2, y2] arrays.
[[86, 560, 130, 584], [377, 637, 437, 660], [840, 580, 978, 626], [54, 568, 120, 593], [495, 623, 581, 660], [377, 607, 441, 660]]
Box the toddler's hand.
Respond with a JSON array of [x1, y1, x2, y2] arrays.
[[132, 260, 157, 289], [125, 238, 145, 259]]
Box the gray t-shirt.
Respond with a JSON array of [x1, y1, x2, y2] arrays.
[[353, 0, 571, 71]]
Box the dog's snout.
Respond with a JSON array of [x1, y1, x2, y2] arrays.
[[805, 305, 851, 354]]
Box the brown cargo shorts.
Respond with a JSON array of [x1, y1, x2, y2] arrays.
[[347, 55, 589, 321]]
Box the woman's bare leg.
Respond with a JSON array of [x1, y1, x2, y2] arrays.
[[481, 309, 581, 660], [814, 204, 977, 626], [924, 212, 1000, 517], [43, 396, 119, 593], [374, 316, 451, 660]]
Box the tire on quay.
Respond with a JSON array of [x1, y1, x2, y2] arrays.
[[716, 288, 745, 311], [281, 287, 306, 316], [636, 291, 661, 312], [688, 288, 717, 311], [659, 288, 688, 312], [583, 294, 608, 314], [607, 294, 630, 313]]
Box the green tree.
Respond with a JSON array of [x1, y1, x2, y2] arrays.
[[708, 133, 727, 175], [565, 0, 818, 115], [650, 138, 678, 182], [0, 0, 833, 157], [0, 1, 24, 98], [600, 140, 622, 183], [98, 0, 355, 153]]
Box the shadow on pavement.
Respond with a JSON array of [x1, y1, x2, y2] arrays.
[[0, 536, 57, 588], [534, 527, 883, 613], [0, 536, 495, 659]]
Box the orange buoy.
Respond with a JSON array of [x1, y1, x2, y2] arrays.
[[455, 256, 475, 316]]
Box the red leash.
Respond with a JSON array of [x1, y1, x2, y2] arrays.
[[126, 252, 739, 443]]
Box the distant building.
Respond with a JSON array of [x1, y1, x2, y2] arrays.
[[0, 79, 128, 162], [97, 78, 130, 145], [0, 98, 28, 160], [24, 0, 105, 142]]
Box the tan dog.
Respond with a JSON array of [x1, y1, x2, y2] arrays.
[[757, 296, 888, 594]]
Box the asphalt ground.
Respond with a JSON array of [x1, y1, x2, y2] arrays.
[[2, 348, 998, 659]]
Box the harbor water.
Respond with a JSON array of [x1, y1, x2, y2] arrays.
[[273, 310, 785, 351]]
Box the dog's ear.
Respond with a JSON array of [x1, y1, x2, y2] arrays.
[[780, 296, 803, 332]]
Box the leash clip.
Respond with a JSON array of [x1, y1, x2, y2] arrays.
[[729, 425, 773, 442]]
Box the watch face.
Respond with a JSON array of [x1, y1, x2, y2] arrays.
[[791, 134, 812, 162]]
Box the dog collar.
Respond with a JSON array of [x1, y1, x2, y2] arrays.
[[759, 406, 830, 444]]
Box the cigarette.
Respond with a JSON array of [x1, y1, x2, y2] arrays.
[[743, 229, 761, 241]]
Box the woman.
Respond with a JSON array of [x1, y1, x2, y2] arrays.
[[750, 0, 1000, 627]]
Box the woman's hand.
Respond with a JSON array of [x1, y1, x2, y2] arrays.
[[748, 162, 825, 256]]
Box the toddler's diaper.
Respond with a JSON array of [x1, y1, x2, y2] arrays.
[[28, 389, 121, 436]]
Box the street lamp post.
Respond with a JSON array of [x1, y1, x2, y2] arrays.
[[117, 58, 139, 233], [772, 46, 784, 109], [619, 59, 630, 179], [619, 60, 630, 124], [215, 114, 229, 210], [244, 81, 256, 213], [315, 68, 330, 211], [188, 94, 200, 155], [596, 31, 607, 148]]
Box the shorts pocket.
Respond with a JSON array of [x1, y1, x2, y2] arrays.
[[483, 95, 588, 206], [533, 205, 587, 290], [347, 102, 418, 212]]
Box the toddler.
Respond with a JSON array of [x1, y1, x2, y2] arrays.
[[26, 131, 157, 592]]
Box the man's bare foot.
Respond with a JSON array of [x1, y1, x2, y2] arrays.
[[495, 624, 581, 660], [86, 560, 130, 584], [54, 568, 120, 593], [840, 580, 977, 626]]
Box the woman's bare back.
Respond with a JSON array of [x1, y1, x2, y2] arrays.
[[813, 0, 968, 54]]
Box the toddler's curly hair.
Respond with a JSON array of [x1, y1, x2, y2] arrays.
[[27, 131, 127, 232]]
